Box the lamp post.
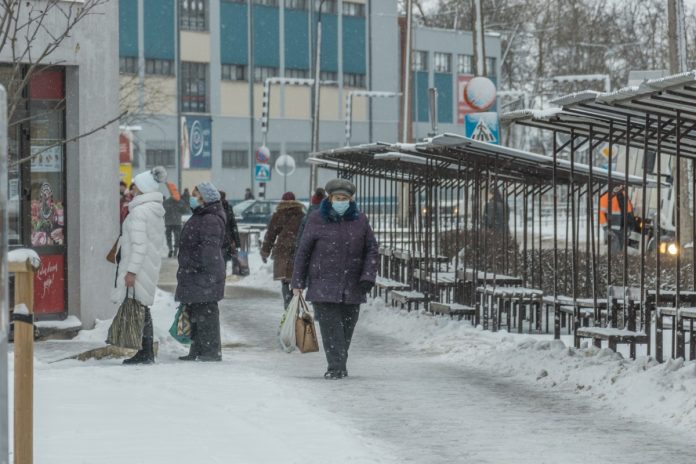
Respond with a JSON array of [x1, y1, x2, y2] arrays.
[[309, 0, 327, 196], [0, 85, 9, 464]]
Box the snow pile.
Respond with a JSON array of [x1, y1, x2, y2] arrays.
[[35, 315, 82, 330], [8, 248, 41, 269], [361, 298, 696, 432]]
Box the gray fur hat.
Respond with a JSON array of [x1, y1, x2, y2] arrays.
[[325, 178, 356, 197], [196, 181, 221, 203]]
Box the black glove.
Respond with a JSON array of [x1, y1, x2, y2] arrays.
[[358, 281, 374, 295]]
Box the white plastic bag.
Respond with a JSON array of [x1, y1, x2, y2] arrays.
[[278, 295, 300, 353]]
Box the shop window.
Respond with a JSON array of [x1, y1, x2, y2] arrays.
[[458, 54, 473, 74], [344, 72, 366, 88], [145, 59, 174, 76], [222, 150, 249, 168], [412, 50, 427, 72], [146, 149, 176, 168], [285, 0, 307, 9], [342, 2, 365, 17], [119, 56, 139, 74], [180, 0, 208, 32], [254, 66, 279, 82], [181, 62, 208, 112], [285, 68, 309, 79], [221, 64, 247, 81], [254, 0, 279, 6], [433, 52, 452, 73]]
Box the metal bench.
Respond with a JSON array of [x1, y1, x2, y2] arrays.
[[576, 327, 649, 353], [477, 286, 543, 333], [375, 276, 411, 303], [390, 290, 427, 312], [429, 302, 476, 321]]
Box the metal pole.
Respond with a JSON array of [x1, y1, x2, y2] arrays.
[[248, 0, 256, 196], [472, 0, 487, 76], [310, 0, 326, 196], [0, 85, 9, 464], [401, 0, 413, 143], [428, 87, 438, 137], [175, 2, 182, 189]]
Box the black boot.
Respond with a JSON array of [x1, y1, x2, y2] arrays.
[[179, 343, 199, 361], [123, 308, 155, 365]]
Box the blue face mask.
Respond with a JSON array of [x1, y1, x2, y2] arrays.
[[332, 200, 350, 216], [189, 197, 201, 210]]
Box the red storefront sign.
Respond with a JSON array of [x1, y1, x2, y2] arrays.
[[34, 254, 65, 315], [119, 132, 132, 163], [29, 70, 65, 100], [457, 74, 476, 124]]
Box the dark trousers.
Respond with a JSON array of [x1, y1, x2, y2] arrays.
[[281, 280, 293, 309], [165, 225, 182, 254], [141, 307, 153, 353], [313, 303, 360, 372], [188, 302, 221, 359]]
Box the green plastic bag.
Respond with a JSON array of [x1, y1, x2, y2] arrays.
[[169, 304, 192, 345]]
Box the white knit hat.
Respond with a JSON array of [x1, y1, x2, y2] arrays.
[[134, 166, 167, 194]]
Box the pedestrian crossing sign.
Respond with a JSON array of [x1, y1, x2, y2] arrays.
[[255, 164, 271, 182]]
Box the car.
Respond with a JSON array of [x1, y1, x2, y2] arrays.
[[233, 199, 283, 225]]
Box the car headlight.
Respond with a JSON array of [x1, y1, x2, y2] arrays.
[[659, 242, 680, 256]]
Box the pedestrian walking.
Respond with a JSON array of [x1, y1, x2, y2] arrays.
[[111, 167, 167, 365], [163, 194, 188, 258], [176, 181, 226, 362], [482, 188, 508, 233], [599, 184, 636, 251], [296, 187, 326, 245], [292, 179, 379, 379], [119, 180, 132, 225], [220, 191, 242, 273], [260, 192, 305, 309], [244, 187, 255, 200]]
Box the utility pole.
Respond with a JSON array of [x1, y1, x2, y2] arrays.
[[668, 0, 692, 243], [401, 0, 413, 143], [471, 0, 487, 76], [248, 0, 256, 197], [310, 0, 327, 196], [0, 85, 9, 464], [175, 1, 182, 189]]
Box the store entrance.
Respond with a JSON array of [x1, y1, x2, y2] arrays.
[[3, 67, 67, 318]]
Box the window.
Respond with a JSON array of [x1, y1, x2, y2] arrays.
[[254, 66, 279, 82], [412, 50, 427, 71], [254, 0, 279, 6], [342, 1, 365, 16], [146, 149, 176, 168], [458, 54, 473, 74], [315, 0, 337, 14], [119, 56, 139, 74], [181, 62, 208, 113], [222, 150, 249, 168], [486, 57, 497, 76], [145, 59, 174, 76], [285, 68, 309, 79], [320, 71, 338, 82], [344, 73, 366, 88], [288, 151, 309, 167], [433, 52, 451, 73], [180, 0, 208, 32], [285, 0, 307, 9], [221, 64, 247, 81]]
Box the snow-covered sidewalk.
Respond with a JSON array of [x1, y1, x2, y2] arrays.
[[6, 253, 696, 463]]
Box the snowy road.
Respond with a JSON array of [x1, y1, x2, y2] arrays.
[[222, 286, 695, 464]]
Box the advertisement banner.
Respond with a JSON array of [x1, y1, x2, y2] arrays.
[[34, 254, 66, 315], [119, 132, 132, 163], [181, 115, 212, 169], [119, 163, 133, 186], [465, 112, 500, 145]]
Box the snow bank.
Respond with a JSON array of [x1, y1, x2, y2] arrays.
[[35, 315, 81, 330], [361, 298, 696, 432]]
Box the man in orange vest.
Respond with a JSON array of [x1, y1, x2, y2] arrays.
[[599, 184, 635, 249]]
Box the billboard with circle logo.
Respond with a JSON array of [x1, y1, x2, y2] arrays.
[[181, 115, 212, 169]]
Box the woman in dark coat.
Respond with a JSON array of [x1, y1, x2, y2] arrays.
[[219, 191, 242, 268], [292, 179, 379, 380], [176, 181, 226, 362], [261, 192, 305, 308]]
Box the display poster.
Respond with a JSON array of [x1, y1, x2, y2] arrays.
[[181, 115, 212, 169], [33, 254, 65, 315], [31, 181, 65, 246]]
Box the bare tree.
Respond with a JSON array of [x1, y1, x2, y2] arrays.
[[0, 0, 122, 166]]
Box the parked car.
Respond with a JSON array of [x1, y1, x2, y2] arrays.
[[233, 199, 282, 225]]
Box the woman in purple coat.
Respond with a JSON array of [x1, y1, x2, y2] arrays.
[[292, 179, 379, 379]]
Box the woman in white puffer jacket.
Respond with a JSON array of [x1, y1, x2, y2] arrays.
[[111, 166, 167, 364]]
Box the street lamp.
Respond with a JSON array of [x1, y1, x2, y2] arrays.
[[309, 0, 328, 196]]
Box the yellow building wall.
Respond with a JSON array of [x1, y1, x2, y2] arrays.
[[182, 170, 212, 191], [119, 75, 140, 116], [220, 82, 250, 117], [144, 77, 177, 115], [181, 31, 211, 63], [349, 91, 368, 121]]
